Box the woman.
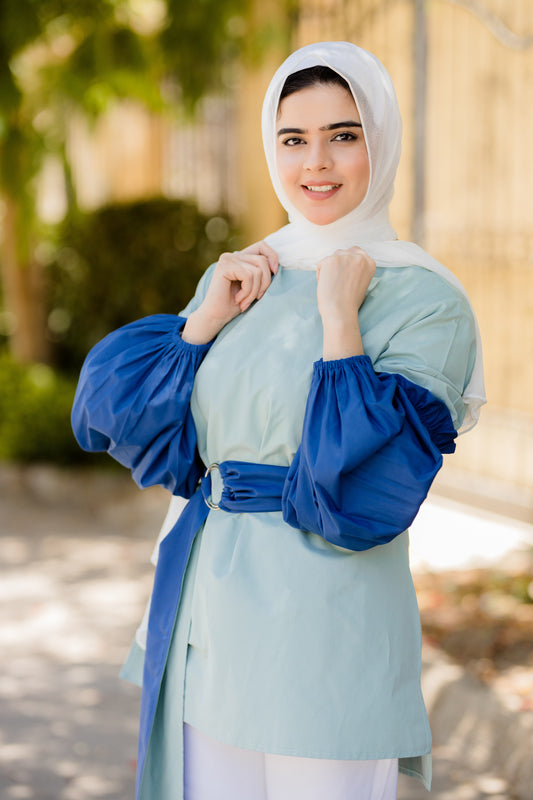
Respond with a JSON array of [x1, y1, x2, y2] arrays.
[[72, 41, 485, 800]]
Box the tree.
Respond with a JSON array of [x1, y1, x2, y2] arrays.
[[0, 0, 257, 362]]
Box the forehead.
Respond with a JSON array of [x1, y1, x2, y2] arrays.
[[276, 83, 360, 125]]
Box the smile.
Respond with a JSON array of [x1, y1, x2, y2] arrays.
[[303, 184, 340, 192]]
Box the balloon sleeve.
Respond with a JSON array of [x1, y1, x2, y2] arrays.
[[71, 314, 213, 497], [282, 355, 456, 550]]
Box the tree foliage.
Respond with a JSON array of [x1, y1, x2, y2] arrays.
[[47, 197, 240, 371], [0, 0, 253, 154], [0, 0, 256, 362]]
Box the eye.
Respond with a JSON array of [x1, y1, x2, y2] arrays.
[[332, 131, 358, 142], [281, 137, 305, 147]]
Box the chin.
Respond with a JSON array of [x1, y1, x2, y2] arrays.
[[305, 209, 344, 226]]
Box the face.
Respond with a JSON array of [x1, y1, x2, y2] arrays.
[[276, 83, 370, 225]]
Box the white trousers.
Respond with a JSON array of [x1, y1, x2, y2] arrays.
[[184, 723, 398, 800]]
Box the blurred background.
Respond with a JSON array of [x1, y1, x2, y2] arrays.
[[1, 1, 532, 799], [1, 0, 532, 511]]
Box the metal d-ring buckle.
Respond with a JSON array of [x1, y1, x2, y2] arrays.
[[204, 463, 221, 510]]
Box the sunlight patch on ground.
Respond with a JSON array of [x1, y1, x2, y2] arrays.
[[410, 497, 533, 572]]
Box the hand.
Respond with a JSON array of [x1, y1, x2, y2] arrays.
[[182, 241, 279, 344], [316, 247, 376, 360], [316, 246, 376, 323]]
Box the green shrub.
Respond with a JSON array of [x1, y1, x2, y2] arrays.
[[47, 197, 240, 370], [0, 353, 95, 464]]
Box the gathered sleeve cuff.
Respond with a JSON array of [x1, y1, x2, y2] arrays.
[[71, 314, 212, 497], [281, 355, 456, 550]]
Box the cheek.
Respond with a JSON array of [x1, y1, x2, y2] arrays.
[[344, 151, 370, 195], [276, 149, 300, 188]]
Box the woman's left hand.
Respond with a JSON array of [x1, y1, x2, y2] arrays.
[[316, 246, 376, 359], [317, 246, 376, 321]]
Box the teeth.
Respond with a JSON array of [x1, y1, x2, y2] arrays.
[[304, 185, 339, 192]]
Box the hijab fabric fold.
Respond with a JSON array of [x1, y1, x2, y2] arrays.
[[261, 41, 485, 432]]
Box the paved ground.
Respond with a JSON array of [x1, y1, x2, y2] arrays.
[[1, 465, 531, 800]]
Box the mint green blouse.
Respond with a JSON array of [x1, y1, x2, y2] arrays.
[[122, 264, 476, 799]]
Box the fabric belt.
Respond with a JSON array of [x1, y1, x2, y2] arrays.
[[136, 460, 289, 797], [201, 460, 289, 511]]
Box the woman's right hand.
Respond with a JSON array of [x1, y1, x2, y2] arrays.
[[182, 241, 279, 345]]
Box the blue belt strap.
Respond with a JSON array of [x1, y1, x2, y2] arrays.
[[136, 460, 288, 797]]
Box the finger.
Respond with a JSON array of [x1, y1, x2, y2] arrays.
[[232, 267, 252, 303], [234, 267, 261, 309], [245, 267, 263, 309], [217, 254, 260, 286], [242, 241, 279, 274], [248, 255, 273, 298], [257, 261, 272, 299], [234, 254, 273, 299], [240, 272, 262, 310]]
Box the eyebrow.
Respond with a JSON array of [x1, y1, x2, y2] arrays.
[[277, 121, 362, 136]]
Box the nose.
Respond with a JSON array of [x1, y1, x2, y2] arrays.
[[303, 140, 332, 171]]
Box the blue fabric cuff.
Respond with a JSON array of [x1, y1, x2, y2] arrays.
[[314, 354, 372, 372], [172, 315, 216, 355]]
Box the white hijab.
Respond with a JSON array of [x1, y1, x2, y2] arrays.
[[261, 41, 485, 432]]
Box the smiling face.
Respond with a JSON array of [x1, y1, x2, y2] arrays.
[[276, 82, 370, 226]]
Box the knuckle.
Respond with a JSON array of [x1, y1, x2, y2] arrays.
[[219, 251, 235, 266], [256, 255, 270, 271]]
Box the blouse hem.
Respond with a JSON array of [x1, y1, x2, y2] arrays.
[[181, 713, 432, 763], [399, 764, 432, 792]]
